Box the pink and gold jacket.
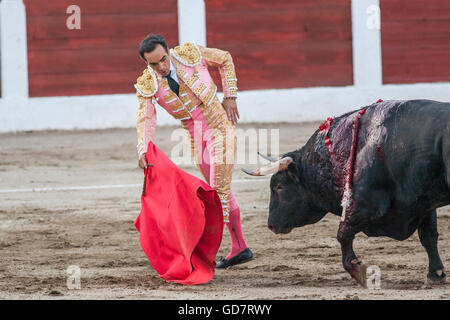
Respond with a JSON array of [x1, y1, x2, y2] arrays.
[[134, 42, 238, 158]]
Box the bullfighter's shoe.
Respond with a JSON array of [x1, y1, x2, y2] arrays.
[[215, 248, 254, 269]]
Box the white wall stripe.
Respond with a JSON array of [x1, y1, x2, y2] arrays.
[[0, 178, 270, 194], [0, 184, 142, 194], [177, 0, 207, 46], [0, 0, 29, 99], [351, 0, 383, 87]]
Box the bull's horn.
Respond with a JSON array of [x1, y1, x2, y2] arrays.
[[257, 151, 279, 162], [241, 156, 293, 176]]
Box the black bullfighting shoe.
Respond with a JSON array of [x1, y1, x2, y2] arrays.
[[215, 248, 254, 269]]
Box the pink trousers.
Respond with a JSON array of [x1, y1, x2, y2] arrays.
[[182, 102, 247, 258]]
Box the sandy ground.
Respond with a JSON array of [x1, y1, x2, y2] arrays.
[[0, 122, 449, 300]]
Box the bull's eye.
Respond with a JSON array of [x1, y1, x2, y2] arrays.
[[276, 185, 283, 191]]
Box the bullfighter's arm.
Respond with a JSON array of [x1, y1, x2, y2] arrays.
[[136, 92, 157, 159], [198, 45, 238, 98]]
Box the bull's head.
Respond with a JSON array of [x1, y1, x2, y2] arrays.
[[242, 152, 327, 234]]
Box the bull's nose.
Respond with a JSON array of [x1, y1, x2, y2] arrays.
[[268, 224, 280, 234], [268, 223, 292, 234]]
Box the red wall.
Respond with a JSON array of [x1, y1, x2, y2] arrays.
[[381, 0, 450, 84], [24, 0, 450, 97], [24, 0, 178, 97], [205, 0, 353, 91]]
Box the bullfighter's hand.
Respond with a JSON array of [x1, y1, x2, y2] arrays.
[[138, 153, 148, 169], [222, 98, 240, 125]]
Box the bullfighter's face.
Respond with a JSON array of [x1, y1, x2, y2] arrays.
[[268, 162, 325, 234], [144, 44, 171, 77]]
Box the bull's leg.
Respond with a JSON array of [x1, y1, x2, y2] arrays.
[[337, 222, 367, 287], [446, 161, 450, 190], [418, 210, 446, 284]]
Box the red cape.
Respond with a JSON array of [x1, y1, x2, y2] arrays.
[[134, 142, 224, 285]]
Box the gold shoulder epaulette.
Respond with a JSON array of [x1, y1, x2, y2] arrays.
[[134, 67, 158, 97], [170, 42, 202, 67]]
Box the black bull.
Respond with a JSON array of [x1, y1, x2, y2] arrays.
[[243, 99, 450, 286]]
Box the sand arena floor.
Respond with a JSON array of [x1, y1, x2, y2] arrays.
[[0, 122, 449, 299]]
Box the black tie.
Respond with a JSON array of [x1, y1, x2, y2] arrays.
[[165, 72, 180, 96]]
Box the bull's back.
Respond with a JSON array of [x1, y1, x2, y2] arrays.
[[374, 100, 450, 210]]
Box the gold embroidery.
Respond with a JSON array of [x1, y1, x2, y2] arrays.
[[203, 84, 217, 106], [183, 74, 200, 88], [193, 83, 207, 97], [171, 42, 202, 66], [166, 97, 187, 115], [193, 66, 200, 76], [178, 83, 202, 112], [196, 45, 238, 99], [179, 94, 191, 106], [159, 77, 171, 91], [135, 68, 158, 97], [136, 93, 146, 155], [179, 89, 188, 100], [225, 67, 236, 79], [163, 92, 178, 102], [172, 110, 191, 120], [177, 68, 187, 80]]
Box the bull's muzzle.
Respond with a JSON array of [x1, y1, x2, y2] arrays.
[[268, 223, 293, 234]]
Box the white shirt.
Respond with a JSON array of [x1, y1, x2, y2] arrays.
[[168, 59, 179, 84]]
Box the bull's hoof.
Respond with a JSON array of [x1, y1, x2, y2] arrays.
[[345, 258, 367, 288], [426, 269, 447, 285]]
